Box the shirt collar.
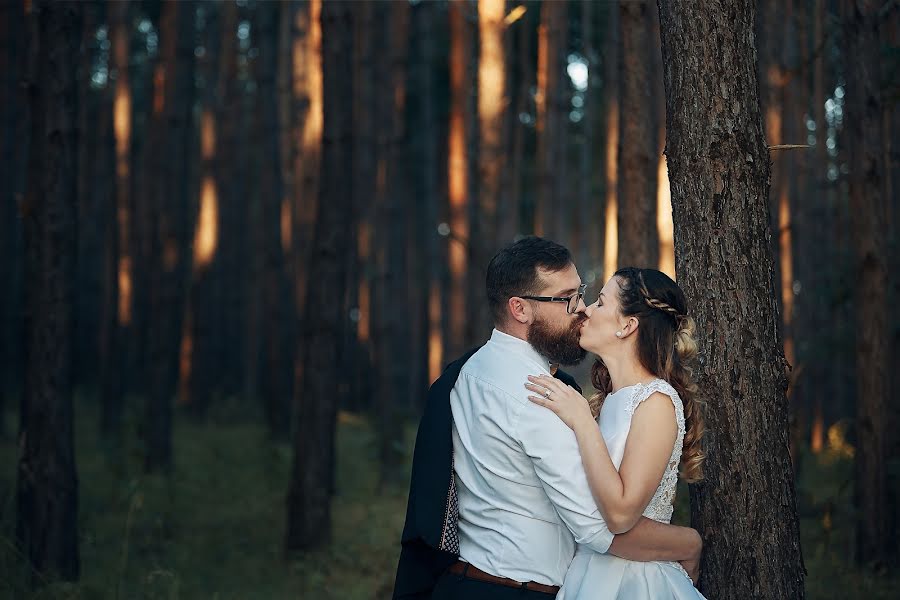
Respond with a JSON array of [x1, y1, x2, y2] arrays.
[[488, 328, 557, 373]]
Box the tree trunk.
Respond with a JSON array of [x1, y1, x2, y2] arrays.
[[256, 0, 292, 439], [602, 4, 619, 281], [100, 0, 132, 443], [285, 0, 353, 553], [617, 1, 657, 269], [843, 0, 890, 567], [0, 0, 26, 435], [17, 0, 82, 582], [505, 5, 532, 248], [534, 0, 566, 240], [143, 0, 195, 473], [808, 0, 830, 453], [374, 0, 410, 483], [656, 1, 806, 597], [448, 0, 472, 357], [183, 2, 221, 419], [350, 0, 374, 412], [475, 0, 506, 282]]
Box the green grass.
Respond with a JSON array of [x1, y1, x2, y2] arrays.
[[0, 406, 409, 600], [0, 405, 897, 599]]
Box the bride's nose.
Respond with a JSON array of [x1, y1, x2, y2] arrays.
[[584, 303, 595, 318]]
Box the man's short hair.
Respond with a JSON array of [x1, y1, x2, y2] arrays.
[[485, 236, 573, 325]]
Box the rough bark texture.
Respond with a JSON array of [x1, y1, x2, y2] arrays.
[[17, 0, 82, 582], [656, 1, 806, 597], [144, 0, 195, 472], [843, 0, 890, 567], [285, 0, 353, 552], [617, 1, 657, 269]]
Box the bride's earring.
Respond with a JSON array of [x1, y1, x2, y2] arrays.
[[615, 331, 623, 338]]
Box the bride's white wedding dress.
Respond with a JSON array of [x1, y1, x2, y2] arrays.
[[558, 379, 708, 600]]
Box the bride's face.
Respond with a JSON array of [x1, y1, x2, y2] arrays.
[[579, 277, 626, 355]]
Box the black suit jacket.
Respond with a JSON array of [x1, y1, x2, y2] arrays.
[[392, 347, 583, 599]]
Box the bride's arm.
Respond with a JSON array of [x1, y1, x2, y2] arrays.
[[526, 375, 677, 534]]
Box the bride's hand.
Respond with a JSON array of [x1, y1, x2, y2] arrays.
[[525, 374, 595, 432]]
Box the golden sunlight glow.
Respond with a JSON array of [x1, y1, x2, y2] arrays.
[[114, 88, 132, 178], [428, 280, 443, 383], [811, 402, 824, 453], [779, 185, 794, 364], [193, 177, 219, 269], [479, 0, 505, 129], [118, 256, 132, 325], [504, 5, 527, 27], [281, 197, 292, 255], [201, 110, 216, 160], [357, 222, 371, 342], [603, 101, 619, 281], [448, 1, 469, 345], [656, 154, 675, 278], [302, 0, 323, 157]]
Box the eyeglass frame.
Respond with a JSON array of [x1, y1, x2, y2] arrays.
[[519, 283, 588, 315]]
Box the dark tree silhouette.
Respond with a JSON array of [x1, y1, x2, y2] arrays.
[[17, 0, 82, 582]]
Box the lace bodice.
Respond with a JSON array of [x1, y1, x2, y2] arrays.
[[603, 379, 685, 524]]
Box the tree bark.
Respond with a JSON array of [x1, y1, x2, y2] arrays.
[[843, 0, 890, 567], [617, 1, 657, 269], [17, 0, 82, 582], [143, 0, 195, 473], [100, 0, 132, 443], [285, 0, 353, 552], [448, 0, 472, 357], [534, 0, 566, 241], [656, 1, 806, 597], [256, 0, 292, 439], [0, 0, 26, 435]]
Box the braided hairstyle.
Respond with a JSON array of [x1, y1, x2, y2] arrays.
[[589, 267, 706, 482]]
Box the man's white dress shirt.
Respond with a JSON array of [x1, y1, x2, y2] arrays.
[[450, 329, 613, 587]]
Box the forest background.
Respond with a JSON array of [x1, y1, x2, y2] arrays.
[[1, 0, 898, 598]]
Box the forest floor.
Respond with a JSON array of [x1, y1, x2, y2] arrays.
[[0, 403, 897, 599]]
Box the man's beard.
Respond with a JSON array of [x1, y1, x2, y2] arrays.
[[527, 314, 588, 366]]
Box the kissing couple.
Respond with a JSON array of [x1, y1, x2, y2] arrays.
[[394, 236, 708, 600]]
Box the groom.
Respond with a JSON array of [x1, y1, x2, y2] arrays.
[[393, 237, 701, 599]]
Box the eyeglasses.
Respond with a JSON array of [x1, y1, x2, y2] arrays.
[[520, 283, 587, 315]]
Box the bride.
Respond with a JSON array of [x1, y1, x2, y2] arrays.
[[525, 267, 707, 599]]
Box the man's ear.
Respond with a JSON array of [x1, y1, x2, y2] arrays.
[[508, 296, 531, 324]]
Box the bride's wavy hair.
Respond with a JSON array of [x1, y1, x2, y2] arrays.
[[589, 267, 705, 482]]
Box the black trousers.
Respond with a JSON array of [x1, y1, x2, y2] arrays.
[[431, 569, 557, 600]]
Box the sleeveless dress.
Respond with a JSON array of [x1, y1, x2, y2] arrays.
[[557, 379, 707, 600]]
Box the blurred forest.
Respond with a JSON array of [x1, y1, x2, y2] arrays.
[[1, 0, 898, 598]]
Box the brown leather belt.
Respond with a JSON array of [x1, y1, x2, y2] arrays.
[[447, 561, 560, 595]]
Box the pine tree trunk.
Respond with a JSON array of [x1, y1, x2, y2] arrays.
[[843, 0, 890, 567], [656, 1, 806, 597], [100, 0, 132, 443], [617, 1, 657, 269], [285, 0, 353, 552], [448, 0, 472, 357], [1, 0, 26, 434], [535, 0, 566, 240], [144, 0, 195, 472], [602, 4, 619, 281], [256, 0, 292, 439], [17, 0, 82, 582]]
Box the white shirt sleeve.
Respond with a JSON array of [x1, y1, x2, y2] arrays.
[[515, 398, 614, 554]]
